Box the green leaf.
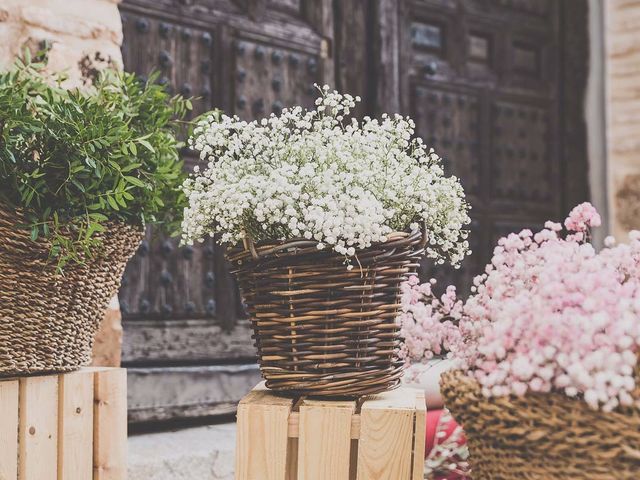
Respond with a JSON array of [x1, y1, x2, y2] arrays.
[[124, 175, 146, 188], [88, 213, 108, 221], [71, 179, 86, 192], [106, 195, 119, 211], [85, 221, 106, 240], [121, 162, 142, 173], [30, 225, 39, 241], [115, 193, 127, 208], [138, 139, 155, 153]]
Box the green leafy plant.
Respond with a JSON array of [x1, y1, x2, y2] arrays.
[[0, 55, 191, 271]]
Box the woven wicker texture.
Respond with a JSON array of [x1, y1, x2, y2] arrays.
[[227, 230, 425, 396], [440, 370, 640, 479], [0, 207, 143, 376]]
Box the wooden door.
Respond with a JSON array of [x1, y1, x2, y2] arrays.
[[118, 0, 333, 423], [118, 0, 588, 423], [394, 0, 589, 293]]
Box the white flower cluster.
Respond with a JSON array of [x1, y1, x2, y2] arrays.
[[181, 85, 470, 266]]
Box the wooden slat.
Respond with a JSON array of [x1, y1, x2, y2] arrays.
[[285, 437, 298, 480], [235, 388, 293, 480], [357, 389, 416, 480], [288, 411, 361, 439], [94, 368, 127, 480], [19, 375, 59, 480], [58, 370, 94, 480], [0, 380, 19, 480], [298, 398, 355, 480], [411, 390, 427, 480]]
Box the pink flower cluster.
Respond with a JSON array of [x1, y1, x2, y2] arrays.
[[398, 275, 464, 366], [401, 202, 640, 412]]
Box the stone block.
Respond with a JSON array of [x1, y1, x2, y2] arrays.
[[128, 425, 236, 480]]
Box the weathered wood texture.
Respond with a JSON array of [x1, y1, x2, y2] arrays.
[[118, 0, 589, 422], [0, 367, 127, 480], [118, 0, 329, 324], [122, 319, 254, 364], [393, 0, 590, 294], [235, 383, 427, 480]]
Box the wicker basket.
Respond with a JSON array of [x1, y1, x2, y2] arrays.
[[0, 207, 143, 376], [440, 370, 640, 479], [227, 230, 426, 396]]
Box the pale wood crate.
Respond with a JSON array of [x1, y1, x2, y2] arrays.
[[236, 384, 426, 480], [0, 367, 127, 480]]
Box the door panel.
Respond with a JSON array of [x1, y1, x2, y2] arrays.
[[401, 0, 580, 291]]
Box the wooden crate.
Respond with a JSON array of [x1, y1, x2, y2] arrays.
[[0, 367, 127, 480], [236, 384, 426, 480]]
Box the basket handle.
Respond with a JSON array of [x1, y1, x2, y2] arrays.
[[242, 236, 259, 260]]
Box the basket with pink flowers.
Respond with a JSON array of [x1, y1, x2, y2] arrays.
[[400, 203, 640, 479]]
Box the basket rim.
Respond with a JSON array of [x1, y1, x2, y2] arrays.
[[227, 227, 427, 263], [441, 369, 640, 415]]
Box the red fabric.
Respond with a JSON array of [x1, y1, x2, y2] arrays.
[[425, 408, 468, 480]]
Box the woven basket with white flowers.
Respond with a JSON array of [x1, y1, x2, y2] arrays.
[[181, 86, 470, 396]]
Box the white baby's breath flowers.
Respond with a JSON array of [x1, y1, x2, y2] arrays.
[[181, 85, 470, 266]]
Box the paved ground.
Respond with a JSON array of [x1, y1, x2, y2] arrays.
[[128, 423, 236, 480]]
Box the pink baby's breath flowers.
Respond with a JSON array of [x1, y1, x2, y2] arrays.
[[401, 202, 640, 412], [398, 277, 465, 371], [564, 201, 602, 232]]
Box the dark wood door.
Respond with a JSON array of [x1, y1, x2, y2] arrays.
[[394, 0, 589, 293], [118, 0, 588, 423], [118, 0, 333, 423]]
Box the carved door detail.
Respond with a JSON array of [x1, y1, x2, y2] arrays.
[[118, 0, 588, 422], [401, 0, 587, 293]]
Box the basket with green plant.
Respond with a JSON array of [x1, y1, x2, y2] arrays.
[[0, 56, 190, 375]]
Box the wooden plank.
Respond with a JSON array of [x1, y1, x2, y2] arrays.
[[19, 375, 59, 480], [58, 370, 94, 480], [298, 398, 355, 480], [412, 390, 427, 480], [0, 380, 19, 480], [288, 411, 361, 439], [357, 388, 416, 480], [94, 368, 127, 480], [235, 388, 293, 480], [285, 437, 298, 480]]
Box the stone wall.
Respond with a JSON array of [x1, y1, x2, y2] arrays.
[[606, 0, 640, 238], [0, 0, 125, 365], [0, 0, 123, 87]]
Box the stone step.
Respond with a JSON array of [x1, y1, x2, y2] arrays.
[[128, 424, 236, 480]]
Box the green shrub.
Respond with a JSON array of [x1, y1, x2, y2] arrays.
[[0, 56, 191, 270]]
